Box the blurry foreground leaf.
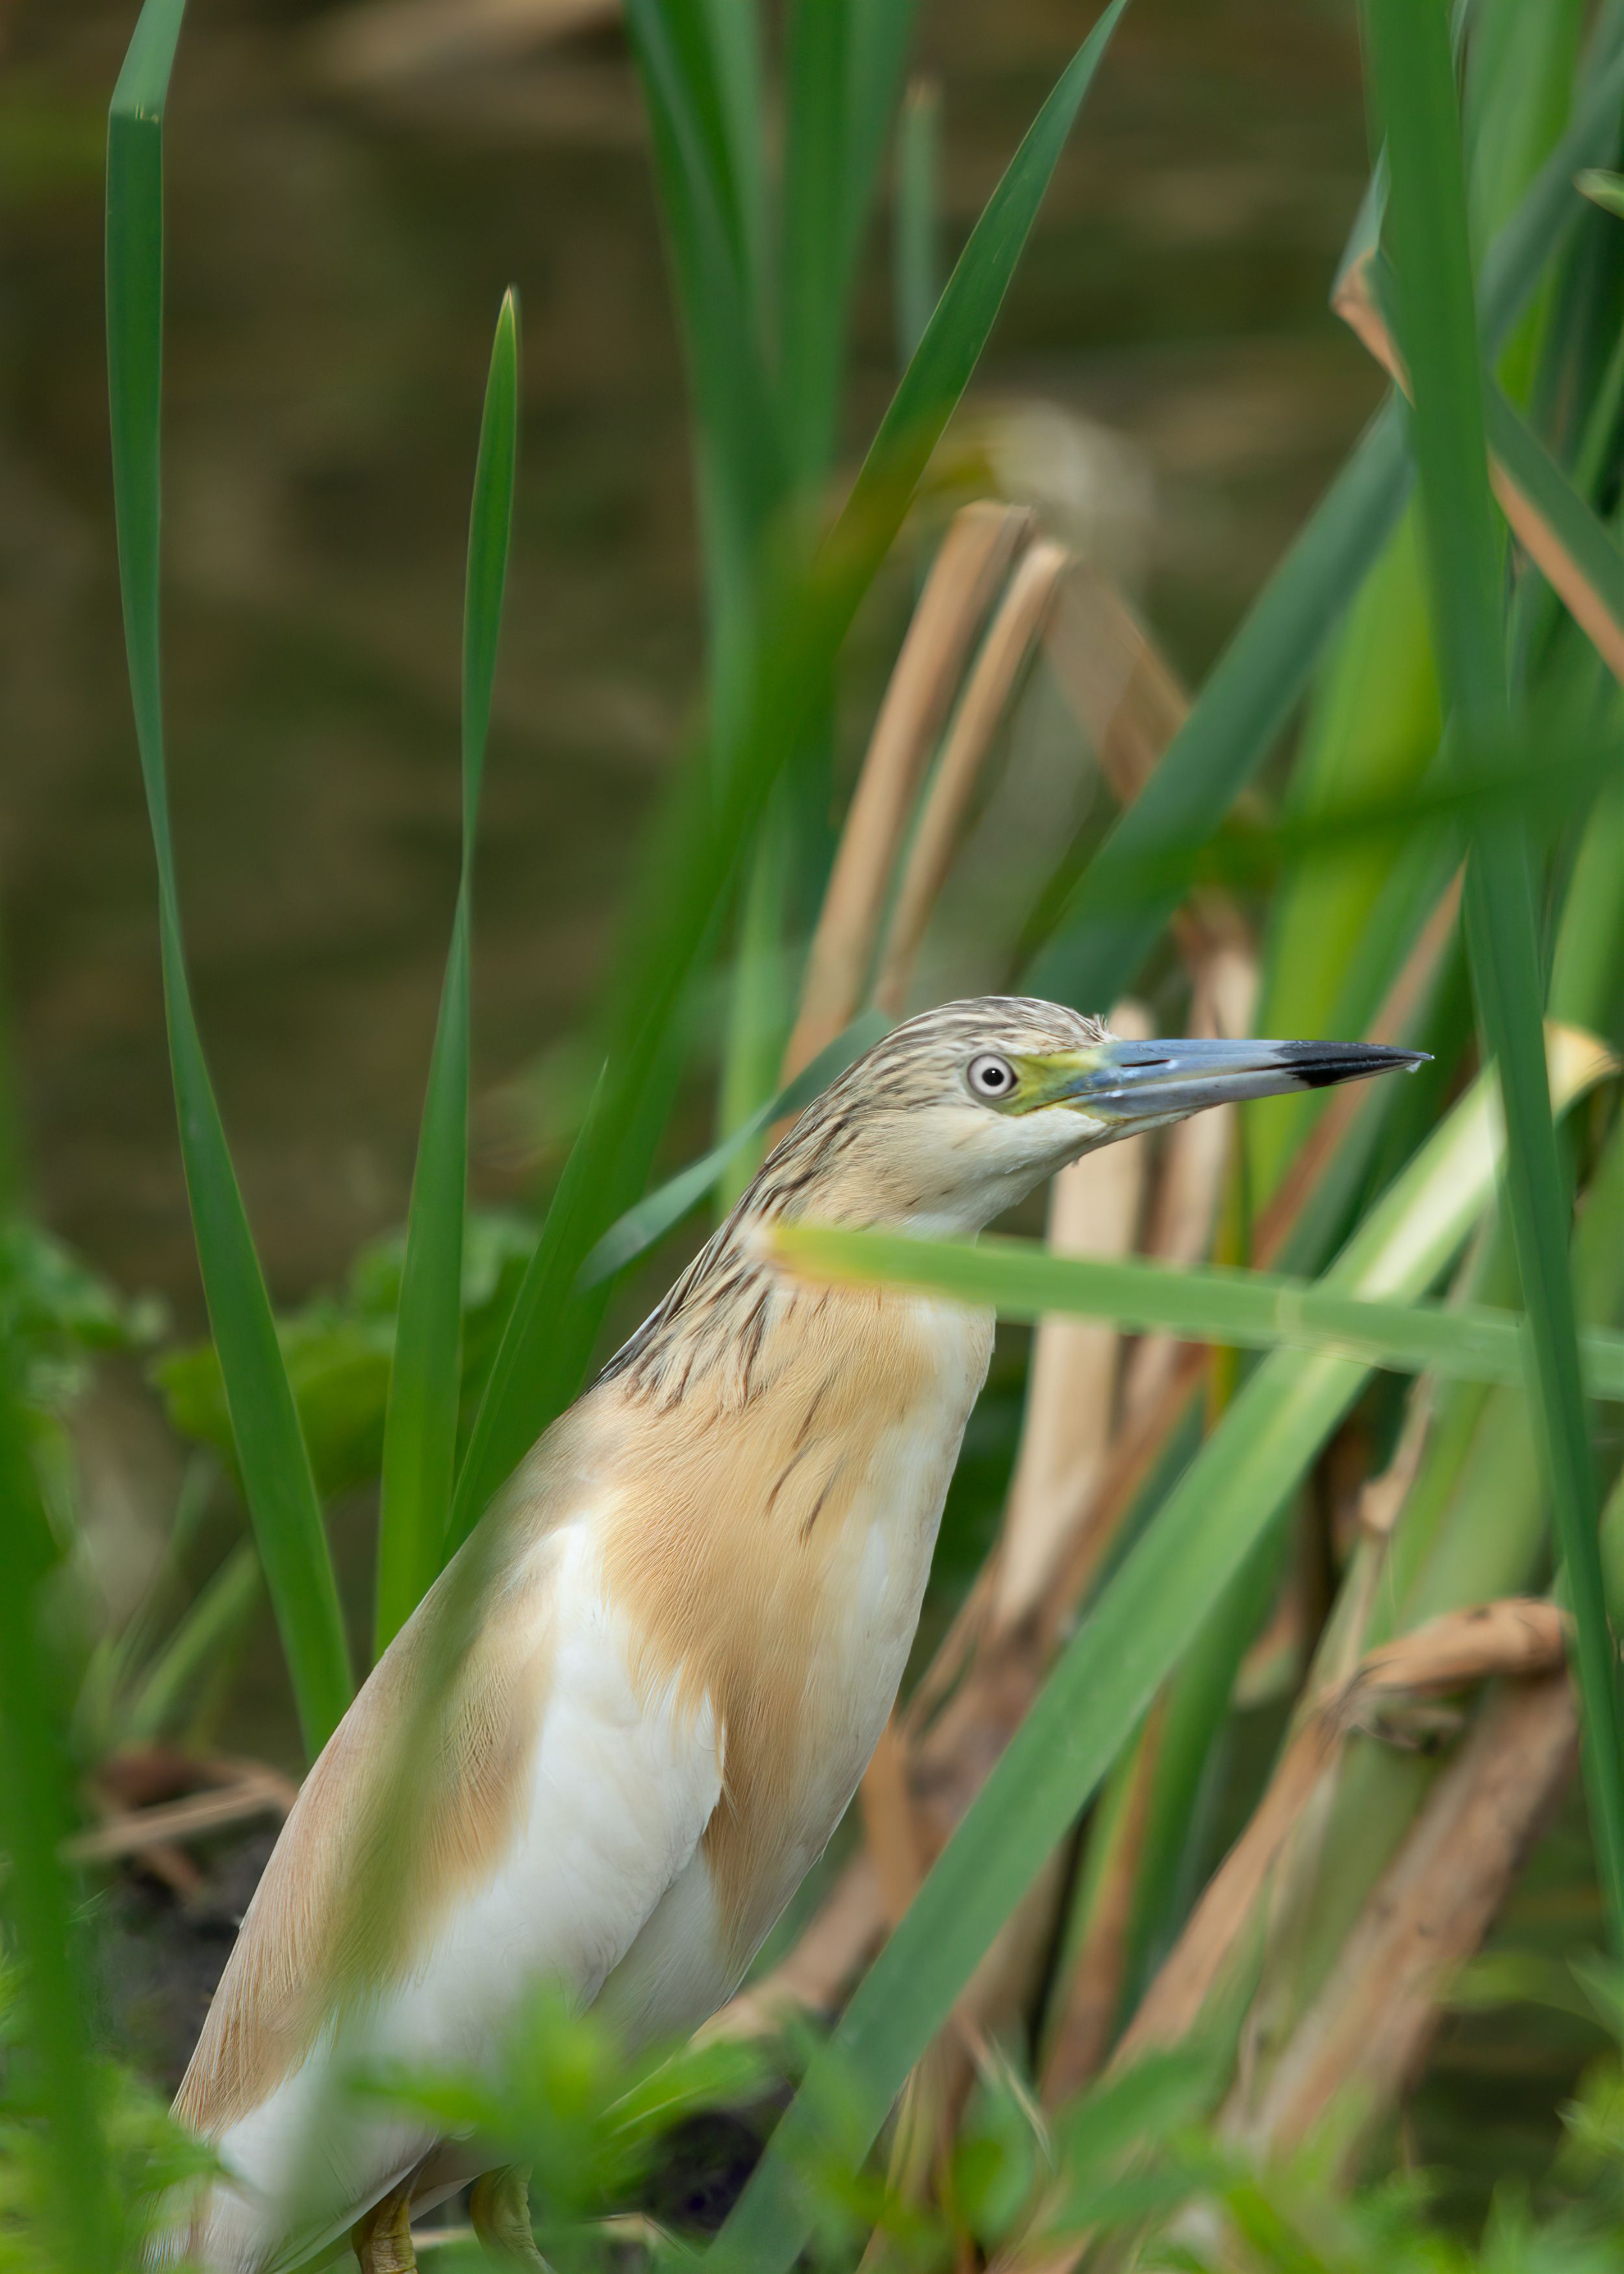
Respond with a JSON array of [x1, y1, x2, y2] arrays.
[[107, 0, 351, 1756], [1577, 166, 1624, 218]]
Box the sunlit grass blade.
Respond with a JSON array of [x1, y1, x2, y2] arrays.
[[374, 290, 518, 1657], [706, 1033, 1601, 2274], [107, 0, 350, 1756], [1366, 0, 1624, 1953], [1029, 38, 1624, 1016], [581, 1008, 889, 1288], [771, 1205, 1624, 1396], [446, 0, 1133, 1551]]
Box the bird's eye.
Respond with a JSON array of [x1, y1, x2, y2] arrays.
[[967, 1052, 1018, 1102]]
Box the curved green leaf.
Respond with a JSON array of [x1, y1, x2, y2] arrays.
[[374, 291, 518, 1657], [107, 0, 350, 1756], [772, 1217, 1624, 1397]]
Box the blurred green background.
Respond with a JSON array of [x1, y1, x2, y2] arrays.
[[0, 0, 1377, 1322]]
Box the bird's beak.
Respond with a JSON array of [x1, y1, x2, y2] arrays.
[[1035, 1034, 1429, 1128]]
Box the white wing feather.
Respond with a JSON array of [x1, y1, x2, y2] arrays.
[[186, 1519, 726, 2273]]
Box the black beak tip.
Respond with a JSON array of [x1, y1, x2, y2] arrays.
[[1279, 1040, 1432, 1092]]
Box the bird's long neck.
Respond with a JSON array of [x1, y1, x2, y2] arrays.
[[592, 1191, 993, 1972], [600, 1091, 1000, 1414]]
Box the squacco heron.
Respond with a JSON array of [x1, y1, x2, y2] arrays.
[[166, 997, 1420, 2270]]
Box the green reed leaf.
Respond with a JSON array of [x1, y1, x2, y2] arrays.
[[374, 291, 518, 1657], [107, 0, 350, 1756], [772, 1222, 1624, 1398], [1367, 0, 1624, 1951]]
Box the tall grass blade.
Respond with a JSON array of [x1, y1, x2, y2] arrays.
[[1366, 0, 1624, 1953], [773, 1209, 1624, 1396], [373, 292, 518, 1657], [1029, 37, 1624, 1016], [107, 0, 351, 1756], [707, 1039, 1599, 2273], [446, 0, 1132, 1549]]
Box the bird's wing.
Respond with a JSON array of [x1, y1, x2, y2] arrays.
[[173, 1435, 726, 2270]]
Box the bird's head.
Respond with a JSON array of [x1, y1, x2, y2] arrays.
[[758, 995, 1426, 1239]]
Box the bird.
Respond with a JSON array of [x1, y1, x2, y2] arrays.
[[164, 997, 1421, 2272]]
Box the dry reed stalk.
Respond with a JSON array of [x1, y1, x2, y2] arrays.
[[700, 1846, 884, 2038], [1230, 1667, 1578, 2167], [992, 1001, 1154, 1635], [1042, 563, 1187, 806], [1041, 1702, 1165, 2104], [777, 499, 1042, 1987], [871, 540, 1072, 1016], [1334, 257, 1624, 682], [718, 585, 1243, 2034], [1112, 1600, 1567, 2068], [70, 1757, 298, 1865], [864, 1715, 928, 1925], [779, 501, 1032, 1086], [1041, 559, 1240, 980], [1254, 874, 1462, 1257], [821, 875, 1450, 2016], [714, 565, 1445, 2047], [1307, 1379, 1440, 1694], [850, 531, 1086, 1900], [1119, 939, 1258, 1430]]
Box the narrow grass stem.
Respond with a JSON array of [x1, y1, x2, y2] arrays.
[[1366, 0, 1624, 1954]]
